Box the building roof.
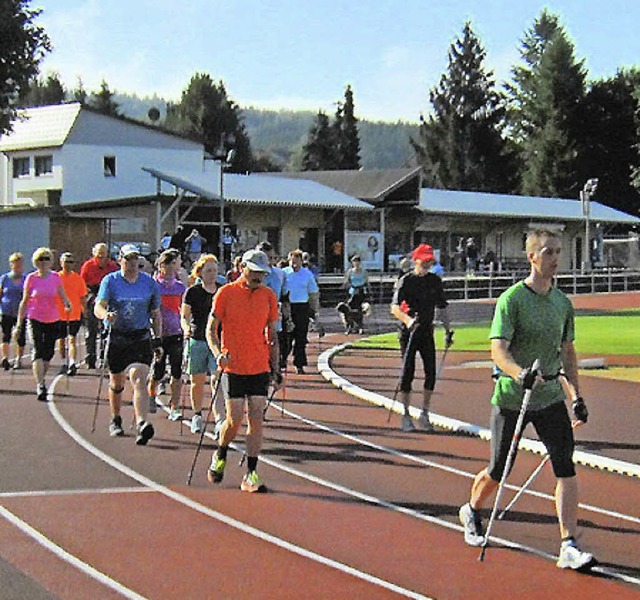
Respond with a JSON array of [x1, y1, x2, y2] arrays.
[[0, 103, 82, 151], [142, 167, 373, 211], [419, 188, 640, 224], [265, 168, 422, 202]]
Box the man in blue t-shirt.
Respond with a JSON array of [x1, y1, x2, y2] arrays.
[[95, 244, 162, 445]]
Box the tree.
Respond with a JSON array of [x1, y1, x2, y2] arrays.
[[89, 80, 120, 116], [507, 10, 586, 197], [411, 21, 516, 192], [20, 71, 66, 107], [0, 0, 51, 134], [337, 85, 361, 169], [165, 73, 252, 173], [581, 70, 640, 215], [301, 111, 337, 171], [72, 77, 87, 105]]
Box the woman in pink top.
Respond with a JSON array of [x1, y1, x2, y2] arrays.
[[17, 247, 71, 402]]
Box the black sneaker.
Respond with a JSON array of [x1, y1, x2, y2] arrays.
[[86, 359, 96, 370], [67, 364, 77, 377], [36, 384, 47, 402], [2, 358, 10, 371], [135, 421, 155, 446], [109, 415, 124, 437]]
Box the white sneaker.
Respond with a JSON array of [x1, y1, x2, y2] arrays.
[[191, 413, 203, 434], [213, 418, 225, 441], [167, 408, 182, 421], [417, 411, 434, 432], [401, 414, 415, 432], [459, 503, 484, 547], [556, 542, 596, 570]]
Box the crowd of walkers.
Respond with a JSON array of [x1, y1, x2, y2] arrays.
[[0, 229, 596, 570]]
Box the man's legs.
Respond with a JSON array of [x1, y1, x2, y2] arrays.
[[129, 363, 154, 445]]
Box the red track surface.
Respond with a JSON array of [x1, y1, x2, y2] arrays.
[[1, 292, 639, 599]]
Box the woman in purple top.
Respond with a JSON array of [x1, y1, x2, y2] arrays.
[[148, 250, 187, 417], [17, 247, 71, 402], [0, 252, 27, 370]]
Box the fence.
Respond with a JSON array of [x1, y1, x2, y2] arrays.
[[317, 270, 640, 306]]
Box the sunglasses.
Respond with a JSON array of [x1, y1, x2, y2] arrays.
[[37, 257, 52, 262]]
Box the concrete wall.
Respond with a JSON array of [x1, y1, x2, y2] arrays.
[[0, 212, 50, 267]]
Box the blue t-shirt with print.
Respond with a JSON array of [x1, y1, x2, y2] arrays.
[[97, 271, 161, 332]]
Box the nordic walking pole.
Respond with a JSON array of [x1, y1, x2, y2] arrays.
[[64, 317, 71, 392], [498, 454, 550, 520], [436, 330, 454, 381], [179, 340, 191, 437], [478, 358, 540, 562], [186, 366, 224, 486], [387, 324, 418, 422], [90, 327, 111, 433]]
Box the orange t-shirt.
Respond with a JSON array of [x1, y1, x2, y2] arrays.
[[57, 271, 88, 321], [212, 278, 278, 375]]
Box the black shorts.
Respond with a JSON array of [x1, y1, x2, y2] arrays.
[[151, 334, 184, 380], [58, 320, 82, 338], [488, 401, 575, 480], [222, 372, 270, 399], [1, 315, 26, 346], [107, 329, 153, 375]]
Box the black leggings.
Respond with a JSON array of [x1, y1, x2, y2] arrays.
[[398, 325, 436, 392]]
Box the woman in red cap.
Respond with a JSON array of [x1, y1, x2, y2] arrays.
[[390, 243, 453, 432]]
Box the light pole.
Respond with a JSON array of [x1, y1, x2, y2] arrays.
[[580, 178, 598, 272], [217, 147, 236, 266]]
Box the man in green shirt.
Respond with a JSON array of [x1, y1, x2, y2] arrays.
[[458, 229, 595, 571]]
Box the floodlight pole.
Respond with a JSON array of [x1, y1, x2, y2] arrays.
[[581, 178, 598, 273]]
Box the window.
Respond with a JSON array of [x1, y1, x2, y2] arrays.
[[103, 156, 116, 177], [35, 155, 53, 176], [13, 157, 30, 178]]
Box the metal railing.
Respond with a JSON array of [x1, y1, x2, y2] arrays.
[[317, 270, 640, 306]]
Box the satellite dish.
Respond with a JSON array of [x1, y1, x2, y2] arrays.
[[148, 107, 160, 122]]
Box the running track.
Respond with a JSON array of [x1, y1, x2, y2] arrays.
[[1, 292, 638, 599]]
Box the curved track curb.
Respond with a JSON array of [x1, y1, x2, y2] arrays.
[[318, 341, 640, 479]]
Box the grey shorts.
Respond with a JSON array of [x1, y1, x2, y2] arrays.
[[488, 401, 575, 479]]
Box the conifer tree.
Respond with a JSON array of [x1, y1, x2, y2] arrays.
[[302, 111, 338, 171], [338, 85, 361, 169], [412, 21, 515, 192], [89, 80, 120, 117]]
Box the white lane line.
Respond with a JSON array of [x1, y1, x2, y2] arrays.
[[0, 504, 145, 600], [318, 343, 640, 478], [46, 378, 432, 600], [265, 401, 640, 526], [0, 487, 152, 499]]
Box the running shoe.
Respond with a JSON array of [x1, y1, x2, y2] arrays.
[[58, 364, 68, 375], [135, 421, 155, 446], [148, 394, 157, 414], [12, 357, 22, 370], [417, 411, 434, 432], [109, 415, 124, 437], [240, 470, 267, 493], [296, 366, 305, 374], [191, 413, 203, 434], [459, 503, 484, 547], [556, 542, 596, 570], [213, 418, 225, 441], [67, 363, 77, 377], [36, 383, 47, 402], [2, 358, 10, 371], [207, 451, 226, 484], [167, 407, 182, 421], [401, 414, 415, 432]]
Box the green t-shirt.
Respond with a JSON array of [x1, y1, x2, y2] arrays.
[[490, 281, 574, 411]]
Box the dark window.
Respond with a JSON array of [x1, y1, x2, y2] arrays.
[[104, 156, 116, 177], [35, 155, 53, 176], [13, 157, 30, 178]]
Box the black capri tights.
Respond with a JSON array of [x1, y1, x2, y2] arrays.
[[398, 326, 436, 392], [488, 401, 576, 480], [29, 319, 59, 362]]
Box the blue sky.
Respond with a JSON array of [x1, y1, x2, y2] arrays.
[[36, 0, 640, 123]]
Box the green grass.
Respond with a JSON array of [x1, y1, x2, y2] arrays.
[[355, 313, 640, 356]]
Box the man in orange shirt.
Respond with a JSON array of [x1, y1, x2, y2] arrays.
[[206, 249, 281, 493], [57, 252, 88, 376]]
